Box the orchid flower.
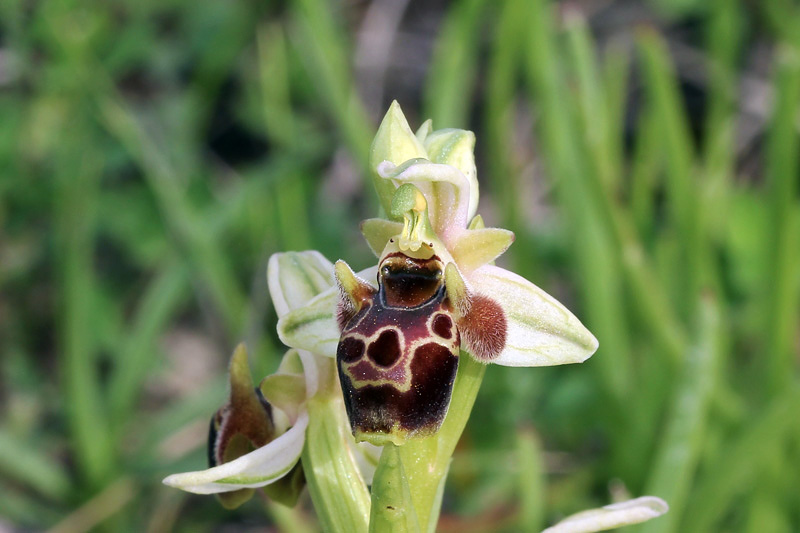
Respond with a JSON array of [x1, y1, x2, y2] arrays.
[[277, 102, 599, 446], [163, 251, 378, 512]]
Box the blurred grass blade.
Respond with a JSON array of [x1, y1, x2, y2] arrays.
[[0, 430, 70, 501], [630, 105, 662, 237], [637, 31, 703, 313], [109, 259, 190, 424], [565, 13, 619, 191], [289, 0, 373, 166], [516, 428, 544, 532], [483, 0, 525, 234], [761, 43, 800, 396], [639, 293, 723, 533], [100, 97, 247, 337], [47, 478, 136, 533], [524, 0, 632, 402], [702, 0, 742, 241], [602, 42, 630, 182], [424, 0, 489, 128], [55, 131, 114, 488], [682, 383, 800, 531], [258, 24, 297, 149]]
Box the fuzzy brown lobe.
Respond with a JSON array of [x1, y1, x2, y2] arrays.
[[458, 294, 506, 362], [336, 254, 459, 443]]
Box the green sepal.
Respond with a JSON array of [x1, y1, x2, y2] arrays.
[[370, 101, 427, 215], [216, 488, 256, 510], [263, 462, 306, 508]]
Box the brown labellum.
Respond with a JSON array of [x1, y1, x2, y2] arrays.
[[335, 255, 509, 446], [335, 254, 460, 446]]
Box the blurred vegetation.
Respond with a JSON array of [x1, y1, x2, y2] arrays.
[[1, 0, 799, 531]]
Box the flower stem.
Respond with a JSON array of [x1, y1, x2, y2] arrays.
[[303, 390, 371, 533], [369, 444, 420, 533], [370, 353, 486, 532]]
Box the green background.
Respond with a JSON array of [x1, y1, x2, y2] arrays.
[[1, 0, 799, 531]]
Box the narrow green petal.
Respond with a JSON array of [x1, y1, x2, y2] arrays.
[[542, 496, 668, 533], [469, 266, 598, 366], [267, 251, 335, 318], [361, 218, 404, 257], [450, 227, 515, 273], [277, 266, 379, 358], [162, 412, 308, 494], [415, 119, 433, 143]]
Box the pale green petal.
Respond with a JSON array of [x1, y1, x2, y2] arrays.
[[275, 347, 304, 375], [543, 497, 669, 533], [423, 128, 479, 222], [377, 160, 471, 244], [162, 412, 309, 494], [278, 266, 379, 358], [415, 119, 433, 144], [370, 101, 428, 214], [360, 218, 404, 257], [267, 251, 335, 318], [469, 266, 598, 366], [450, 227, 515, 273]]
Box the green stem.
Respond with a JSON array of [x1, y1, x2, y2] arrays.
[[370, 354, 486, 533], [302, 384, 371, 533], [369, 445, 420, 533]]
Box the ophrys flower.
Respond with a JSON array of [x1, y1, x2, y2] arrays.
[[278, 102, 599, 446]]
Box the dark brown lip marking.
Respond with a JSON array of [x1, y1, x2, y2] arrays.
[[368, 329, 403, 367], [337, 336, 366, 363], [432, 314, 453, 339], [379, 254, 445, 308]]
